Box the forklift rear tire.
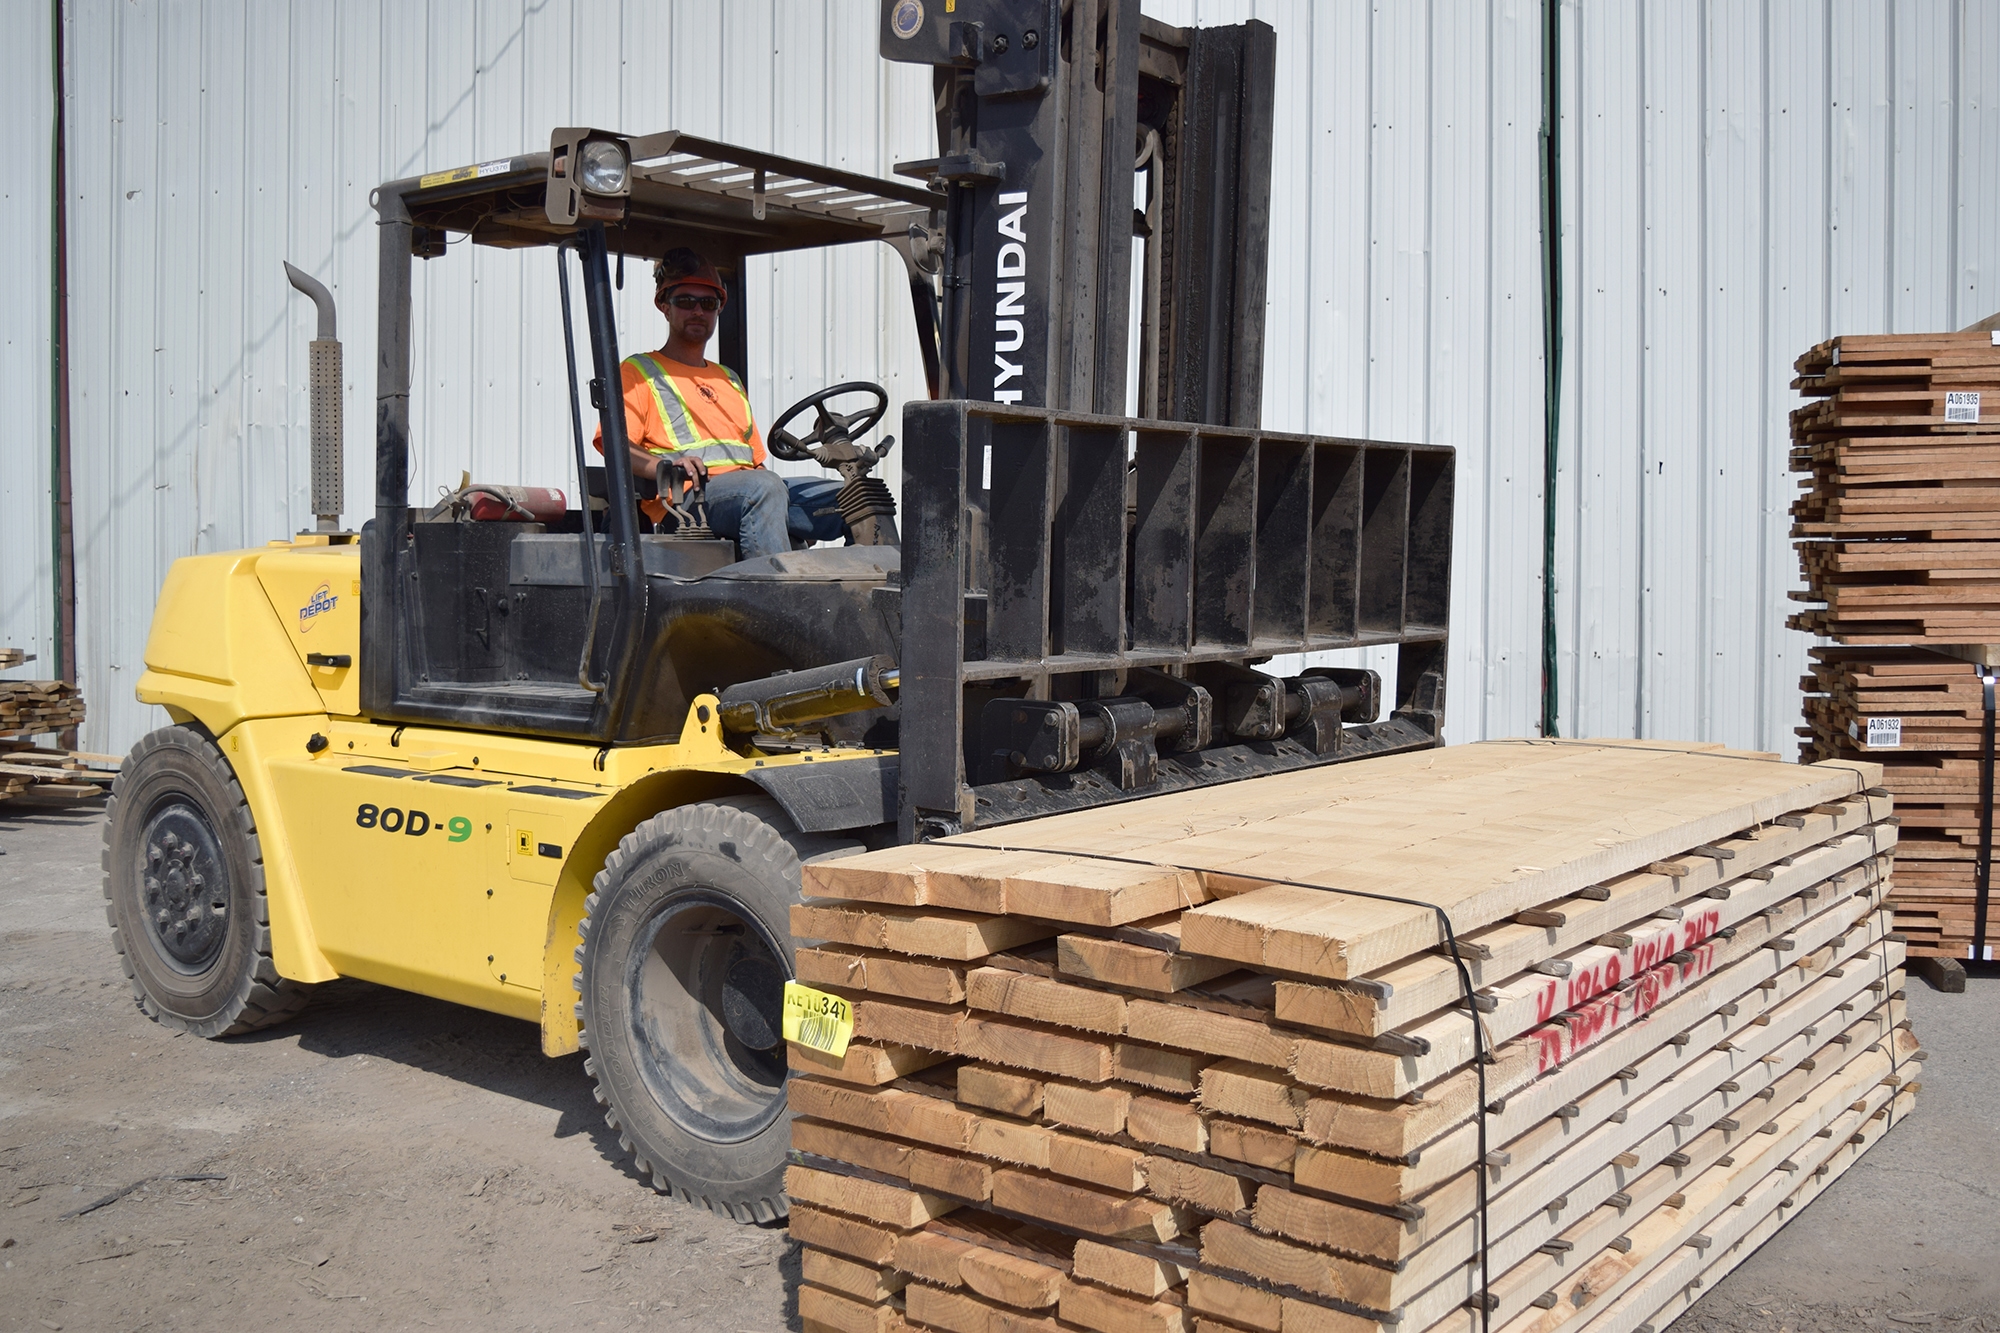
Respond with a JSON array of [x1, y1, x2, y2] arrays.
[[575, 800, 858, 1222], [102, 725, 315, 1037]]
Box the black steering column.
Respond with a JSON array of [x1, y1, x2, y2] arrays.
[[767, 382, 898, 547]]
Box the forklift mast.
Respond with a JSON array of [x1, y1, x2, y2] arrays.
[[885, 0, 1275, 424], [880, 2, 1451, 841]]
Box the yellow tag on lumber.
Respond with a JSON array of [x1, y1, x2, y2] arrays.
[[782, 981, 854, 1059]]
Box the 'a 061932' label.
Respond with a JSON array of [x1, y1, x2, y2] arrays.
[[782, 982, 854, 1058]]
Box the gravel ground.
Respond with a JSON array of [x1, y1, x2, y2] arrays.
[[1, 798, 1994, 1332]]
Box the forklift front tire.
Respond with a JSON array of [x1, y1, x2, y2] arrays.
[[575, 801, 840, 1223], [102, 725, 315, 1037]]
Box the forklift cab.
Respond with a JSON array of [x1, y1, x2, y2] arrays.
[[361, 131, 945, 749]]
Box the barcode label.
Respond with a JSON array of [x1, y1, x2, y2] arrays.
[[782, 981, 854, 1058], [796, 1013, 840, 1048], [1866, 716, 1902, 748], [1945, 391, 1982, 424]]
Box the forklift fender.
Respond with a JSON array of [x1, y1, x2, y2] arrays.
[[742, 754, 898, 835], [537, 767, 763, 1057]]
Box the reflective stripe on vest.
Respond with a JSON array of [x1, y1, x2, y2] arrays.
[[625, 352, 759, 470]]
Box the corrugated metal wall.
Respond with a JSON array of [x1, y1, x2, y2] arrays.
[[1151, 0, 1551, 747], [9, 1, 1996, 758], [50, 0, 937, 752], [0, 3, 56, 681], [1554, 0, 2000, 753]]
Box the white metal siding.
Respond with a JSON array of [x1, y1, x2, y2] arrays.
[[24, 0, 2000, 757], [1553, 0, 2000, 752], [57, 0, 936, 752], [0, 3, 56, 681]]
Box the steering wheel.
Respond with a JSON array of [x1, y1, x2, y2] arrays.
[[767, 382, 889, 463]]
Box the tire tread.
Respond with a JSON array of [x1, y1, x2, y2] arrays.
[[103, 725, 314, 1038], [574, 801, 808, 1224]]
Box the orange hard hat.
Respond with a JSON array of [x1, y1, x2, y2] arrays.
[[654, 248, 727, 301]]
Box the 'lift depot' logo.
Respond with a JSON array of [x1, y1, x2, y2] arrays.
[[298, 583, 338, 633]]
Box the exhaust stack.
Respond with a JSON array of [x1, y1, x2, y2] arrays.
[[283, 262, 343, 532]]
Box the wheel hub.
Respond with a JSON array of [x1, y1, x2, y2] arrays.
[[626, 893, 790, 1145], [139, 803, 229, 972], [720, 955, 784, 1051]]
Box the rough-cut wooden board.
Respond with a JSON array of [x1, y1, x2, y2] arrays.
[[803, 742, 1877, 981], [1297, 916, 1896, 1159], [1285, 849, 1885, 1098], [1058, 931, 1239, 994], [1073, 1239, 1185, 1298], [1043, 1081, 1130, 1135], [802, 1247, 909, 1302], [1448, 1046, 1921, 1333], [1058, 1276, 1191, 1333], [794, 1118, 916, 1179], [990, 1169, 1183, 1242], [791, 903, 1055, 960], [1199, 1013, 1914, 1321], [797, 945, 970, 1005], [789, 1040, 948, 1086], [798, 1283, 907, 1333], [1176, 749, 1877, 980], [959, 1065, 1045, 1119], [788, 1080, 975, 1149], [791, 1204, 907, 1266], [787, 1165, 956, 1229], [1555, 1089, 1915, 1333], [1247, 976, 1904, 1272], [1270, 799, 1889, 1037], [959, 1244, 1065, 1308]]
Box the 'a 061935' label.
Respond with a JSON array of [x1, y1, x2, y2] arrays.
[[782, 981, 854, 1059]]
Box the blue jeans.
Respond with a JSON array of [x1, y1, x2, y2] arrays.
[[699, 469, 847, 559]]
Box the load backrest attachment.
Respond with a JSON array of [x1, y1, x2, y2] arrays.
[[897, 401, 1453, 839]]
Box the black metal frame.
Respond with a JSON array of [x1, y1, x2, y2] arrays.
[[897, 400, 1452, 838], [363, 139, 942, 743]]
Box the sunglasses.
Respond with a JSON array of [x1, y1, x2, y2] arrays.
[[665, 293, 721, 312]]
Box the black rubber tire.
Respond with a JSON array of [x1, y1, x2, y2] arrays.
[[102, 725, 315, 1037], [574, 799, 860, 1222]]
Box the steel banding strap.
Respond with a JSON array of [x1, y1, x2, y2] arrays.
[[1978, 672, 1995, 963]]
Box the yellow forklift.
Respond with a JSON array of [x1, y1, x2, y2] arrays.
[[105, 1, 1454, 1222]]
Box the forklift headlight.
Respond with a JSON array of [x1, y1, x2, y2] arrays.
[[578, 140, 629, 194]]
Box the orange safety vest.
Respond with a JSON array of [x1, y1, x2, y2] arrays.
[[620, 352, 764, 472]]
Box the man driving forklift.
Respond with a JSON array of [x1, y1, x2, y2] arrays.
[[597, 247, 847, 558]]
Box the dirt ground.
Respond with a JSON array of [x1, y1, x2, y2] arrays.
[[2, 799, 1996, 1333]]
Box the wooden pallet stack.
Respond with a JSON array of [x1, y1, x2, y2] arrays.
[[1788, 331, 2000, 643], [1798, 645, 1998, 957], [1787, 330, 2000, 960], [0, 655, 111, 802], [781, 740, 1921, 1333], [0, 678, 87, 739]]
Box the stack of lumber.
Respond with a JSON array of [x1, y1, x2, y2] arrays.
[[1799, 645, 1997, 957], [782, 740, 1921, 1333], [0, 659, 109, 803], [1788, 331, 2000, 643], [0, 739, 115, 802], [0, 677, 87, 739]]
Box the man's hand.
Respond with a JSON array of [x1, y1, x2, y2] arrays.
[[652, 455, 706, 497]]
